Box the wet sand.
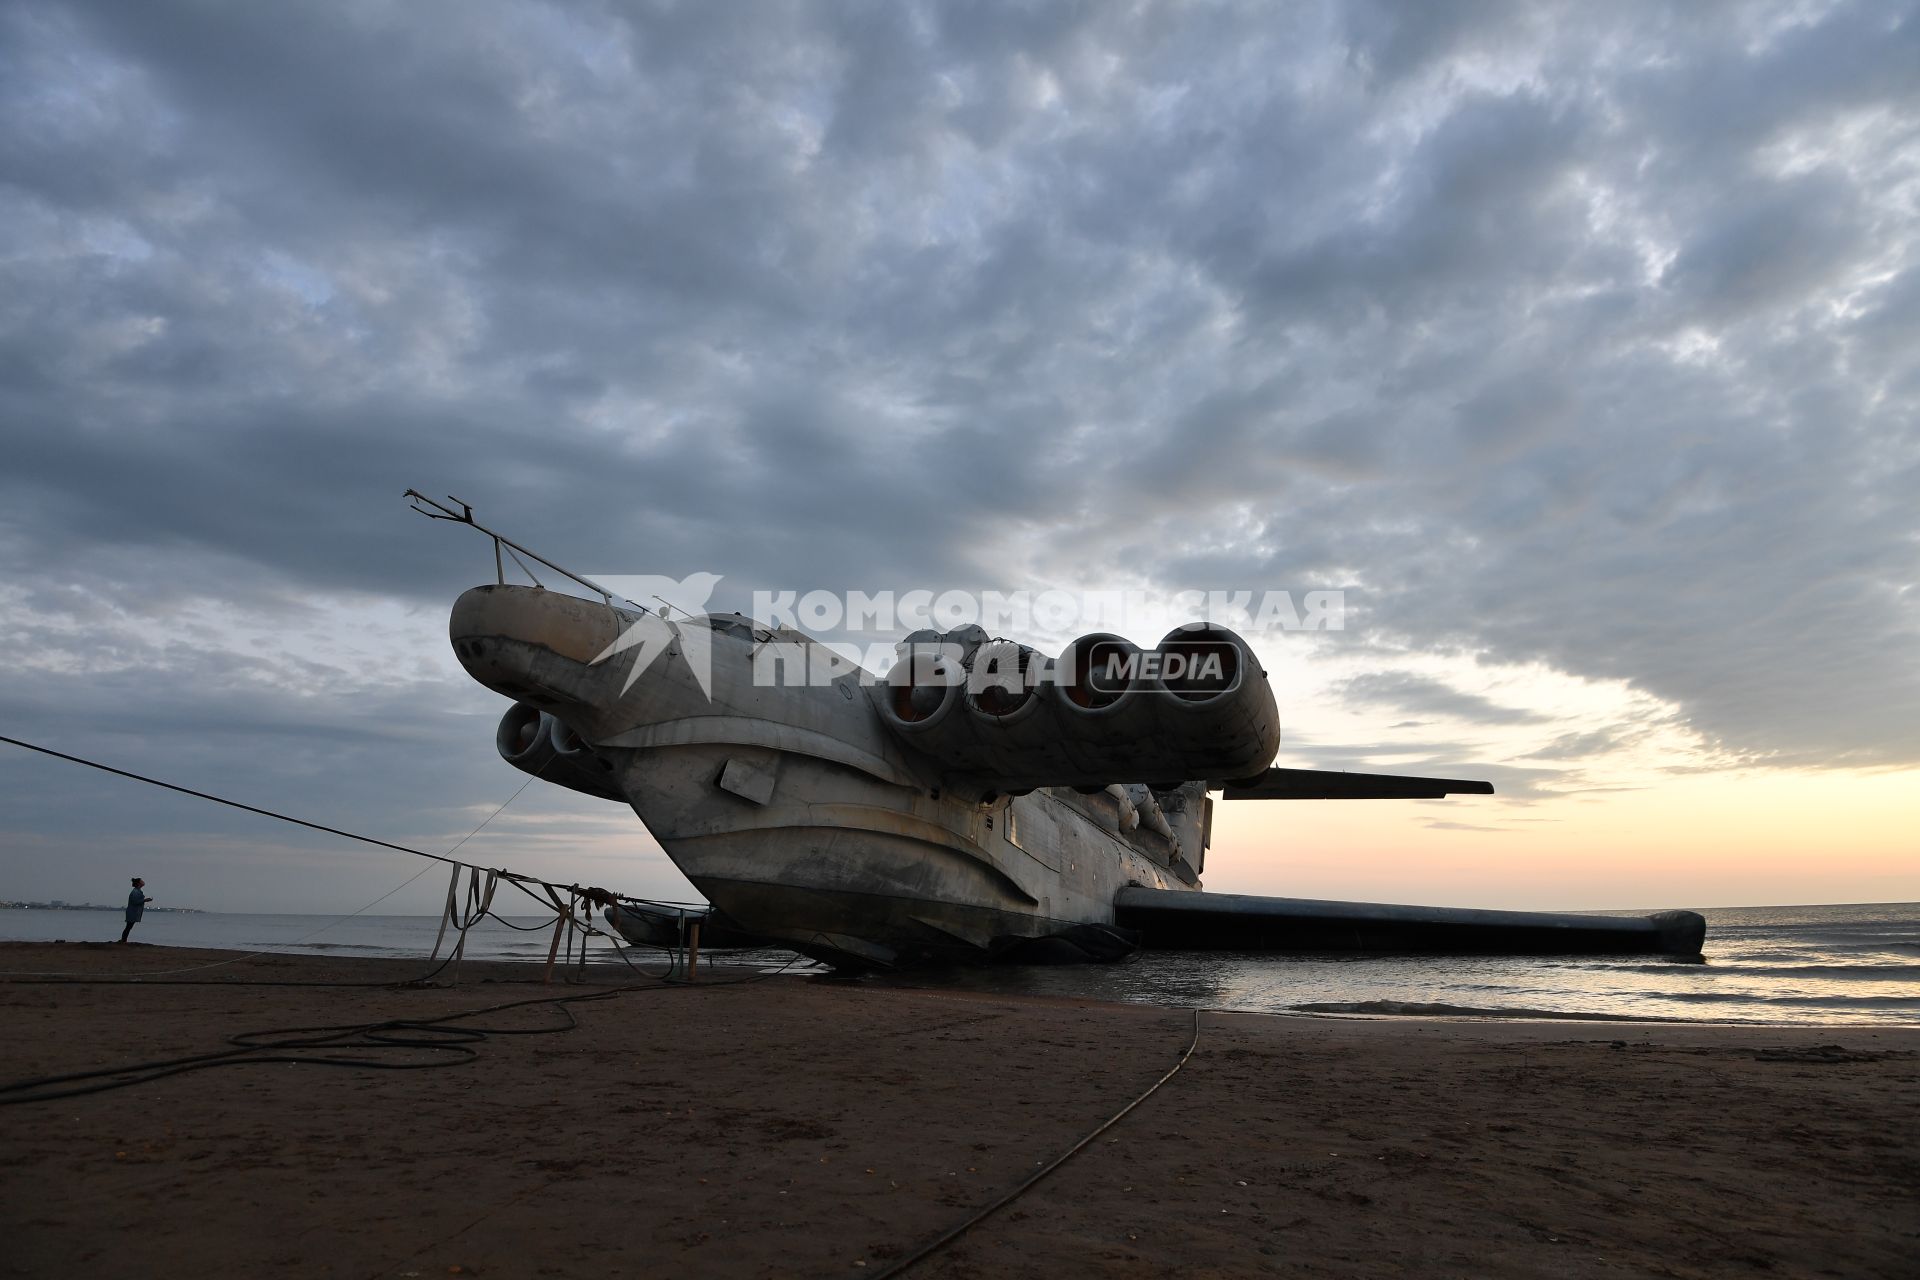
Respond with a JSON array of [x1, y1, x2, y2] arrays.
[[2, 942, 1915, 1279]]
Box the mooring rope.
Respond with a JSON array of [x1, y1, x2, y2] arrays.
[[0, 733, 698, 985], [866, 1007, 1204, 1279]]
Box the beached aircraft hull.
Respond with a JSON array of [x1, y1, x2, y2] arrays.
[[456, 584, 1185, 965], [450, 583, 1705, 967]]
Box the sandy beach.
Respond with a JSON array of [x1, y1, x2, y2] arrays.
[[2, 942, 1914, 1279]]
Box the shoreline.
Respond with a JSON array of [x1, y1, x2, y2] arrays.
[[16, 937, 1908, 1031], [16, 939, 1916, 1029], [9, 902, 1916, 1029], [4, 942, 1916, 1278]]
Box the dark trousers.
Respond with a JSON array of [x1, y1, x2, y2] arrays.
[[119, 920, 135, 942]]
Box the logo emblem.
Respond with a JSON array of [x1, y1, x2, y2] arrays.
[[587, 572, 724, 699]]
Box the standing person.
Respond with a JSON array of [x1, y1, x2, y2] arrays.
[[119, 877, 151, 943]]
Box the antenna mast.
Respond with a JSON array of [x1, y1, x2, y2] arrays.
[[403, 489, 648, 614]]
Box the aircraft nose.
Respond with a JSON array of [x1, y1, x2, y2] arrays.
[[449, 584, 626, 701]]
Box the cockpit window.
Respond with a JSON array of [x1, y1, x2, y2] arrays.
[[702, 615, 757, 641]]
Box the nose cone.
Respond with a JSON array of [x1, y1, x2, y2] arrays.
[[449, 584, 627, 705]]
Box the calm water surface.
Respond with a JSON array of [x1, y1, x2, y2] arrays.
[[3, 902, 1914, 1026], [891, 903, 1920, 1026]]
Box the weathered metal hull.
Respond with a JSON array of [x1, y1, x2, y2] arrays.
[[450, 584, 1183, 967], [605, 740, 1179, 967], [450, 584, 1707, 967]]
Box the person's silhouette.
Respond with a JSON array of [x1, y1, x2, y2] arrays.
[[119, 877, 151, 943]]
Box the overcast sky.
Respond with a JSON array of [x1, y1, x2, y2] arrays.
[[2, 0, 1916, 914]]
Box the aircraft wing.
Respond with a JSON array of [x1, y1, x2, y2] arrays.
[[1216, 767, 1494, 800], [1112, 887, 1703, 955]]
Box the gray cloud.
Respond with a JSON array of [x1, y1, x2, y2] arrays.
[[1526, 725, 1650, 763], [1336, 671, 1552, 727], [1, 0, 1916, 906]]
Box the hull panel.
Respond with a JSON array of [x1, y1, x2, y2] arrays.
[[613, 739, 1179, 964]]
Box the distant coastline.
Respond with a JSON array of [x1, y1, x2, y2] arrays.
[[0, 901, 204, 913]]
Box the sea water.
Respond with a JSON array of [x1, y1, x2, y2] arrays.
[[0, 908, 626, 966], [895, 903, 1920, 1026], [2, 902, 1915, 1026]]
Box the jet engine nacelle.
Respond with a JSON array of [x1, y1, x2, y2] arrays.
[[878, 623, 1280, 791], [496, 703, 625, 802]]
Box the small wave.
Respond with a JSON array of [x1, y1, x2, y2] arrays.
[[1800, 941, 1920, 954], [1741, 933, 1920, 949], [1289, 1000, 1676, 1022], [1655, 990, 1920, 1008], [1712, 947, 1920, 966], [1592, 961, 1920, 979], [1716, 963, 1920, 979]]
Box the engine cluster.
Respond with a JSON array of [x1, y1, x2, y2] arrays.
[[877, 623, 1280, 793]]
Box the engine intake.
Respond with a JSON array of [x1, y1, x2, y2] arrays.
[[877, 625, 1279, 790], [495, 703, 625, 802]]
